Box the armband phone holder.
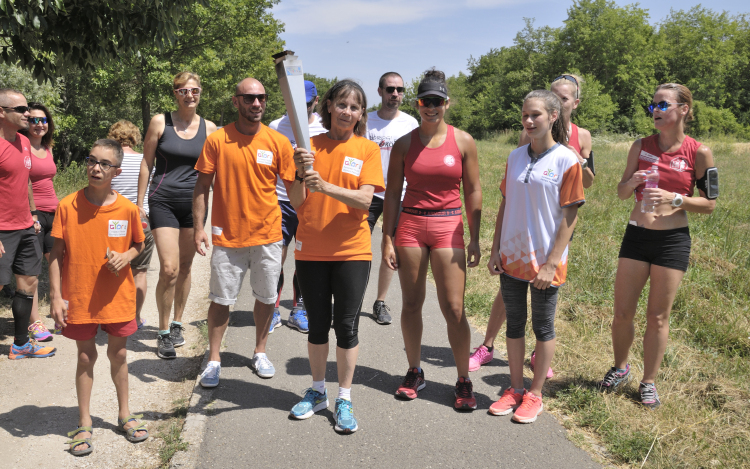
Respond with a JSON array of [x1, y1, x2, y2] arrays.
[[697, 167, 719, 200]]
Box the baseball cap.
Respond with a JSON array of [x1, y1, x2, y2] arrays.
[[305, 81, 317, 102], [416, 81, 448, 99]]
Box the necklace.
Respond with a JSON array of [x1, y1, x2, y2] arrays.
[[173, 113, 193, 133]]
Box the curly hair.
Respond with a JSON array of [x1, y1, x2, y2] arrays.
[[107, 120, 142, 148]]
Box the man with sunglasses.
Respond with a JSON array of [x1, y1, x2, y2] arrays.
[[365, 72, 419, 325], [193, 78, 303, 387], [0, 88, 55, 359], [268, 80, 327, 334]]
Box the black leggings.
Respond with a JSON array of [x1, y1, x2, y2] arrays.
[[295, 260, 370, 349], [501, 274, 559, 341]]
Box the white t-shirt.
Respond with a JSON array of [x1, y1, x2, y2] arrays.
[[111, 152, 151, 215], [269, 113, 327, 202], [365, 111, 419, 199]]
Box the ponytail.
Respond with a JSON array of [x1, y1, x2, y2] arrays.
[[524, 90, 568, 144]]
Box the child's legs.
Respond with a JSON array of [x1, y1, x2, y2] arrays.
[[501, 274, 528, 390], [75, 337, 98, 426], [528, 284, 559, 395], [107, 332, 147, 437]]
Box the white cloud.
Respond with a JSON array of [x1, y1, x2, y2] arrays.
[[273, 0, 518, 35]]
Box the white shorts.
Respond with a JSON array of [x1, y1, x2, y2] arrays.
[[209, 241, 283, 306]]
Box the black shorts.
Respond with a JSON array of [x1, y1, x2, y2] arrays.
[[33, 210, 55, 254], [618, 224, 691, 272], [149, 198, 196, 229], [367, 196, 401, 235], [0, 226, 42, 284], [280, 201, 298, 246], [130, 217, 155, 270]]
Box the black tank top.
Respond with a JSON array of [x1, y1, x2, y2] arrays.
[[149, 112, 207, 201]]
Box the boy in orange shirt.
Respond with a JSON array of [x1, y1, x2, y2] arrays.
[[49, 139, 148, 456]]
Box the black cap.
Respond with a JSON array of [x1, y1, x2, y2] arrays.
[[416, 81, 448, 99]]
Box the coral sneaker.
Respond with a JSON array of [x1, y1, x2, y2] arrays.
[[28, 320, 52, 342], [489, 388, 524, 416], [454, 377, 477, 410], [529, 351, 553, 379], [395, 368, 426, 400], [512, 391, 543, 423], [9, 340, 56, 359], [468, 345, 494, 372]]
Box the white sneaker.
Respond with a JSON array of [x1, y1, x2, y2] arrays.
[[200, 361, 221, 388], [251, 353, 275, 379]]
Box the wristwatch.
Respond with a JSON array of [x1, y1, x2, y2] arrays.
[[580, 159, 588, 169], [295, 172, 305, 183], [671, 193, 684, 207]]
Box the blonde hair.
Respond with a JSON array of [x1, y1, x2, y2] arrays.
[[107, 120, 142, 148], [655, 83, 694, 123], [173, 72, 201, 90], [551, 74, 583, 100]]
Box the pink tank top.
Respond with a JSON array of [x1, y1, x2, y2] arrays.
[[29, 148, 59, 212], [402, 125, 463, 210], [635, 134, 700, 202], [569, 123, 581, 155]]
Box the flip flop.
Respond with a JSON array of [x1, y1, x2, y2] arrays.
[[66, 426, 94, 456], [137, 319, 146, 330], [117, 414, 149, 442]]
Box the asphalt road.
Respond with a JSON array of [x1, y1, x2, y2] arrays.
[[195, 229, 599, 468]]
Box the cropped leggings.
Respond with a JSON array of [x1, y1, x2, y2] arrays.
[[500, 274, 559, 342], [295, 260, 371, 349]]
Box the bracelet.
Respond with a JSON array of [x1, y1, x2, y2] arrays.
[[295, 172, 304, 183]]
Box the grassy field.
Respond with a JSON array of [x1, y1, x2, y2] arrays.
[[465, 132, 750, 468]]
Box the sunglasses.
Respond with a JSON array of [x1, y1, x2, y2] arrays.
[[29, 117, 48, 124], [235, 93, 268, 104], [647, 101, 685, 113], [85, 156, 119, 171], [417, 97, 445, 108], [384, 86, 405, 94], [1, 105, 30, 114], [175, 88, 202, 96]]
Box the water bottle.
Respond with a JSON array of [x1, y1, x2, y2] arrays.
[[640, 165, 660, 213]]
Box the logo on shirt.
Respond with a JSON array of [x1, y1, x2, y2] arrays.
[[670, 158, 688, 172], [541, 168, 559, 183], [444, 155, 456, 167], [24, 155, 31, 169], [108, 220, 128, 237], [342, 157, 363, 177], [639, 150, 659, 163], [257, 150, 274, 166]]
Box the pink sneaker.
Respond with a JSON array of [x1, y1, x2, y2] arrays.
[[28, 320, 52, 342], [530, 351, 553, 379], [468, 345, 494, 372]]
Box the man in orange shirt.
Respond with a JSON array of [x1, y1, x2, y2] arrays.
[[49, 139, 148, 455], [193, 78, 304, 387]]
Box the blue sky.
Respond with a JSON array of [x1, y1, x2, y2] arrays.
[[271, 0, 748, 106]]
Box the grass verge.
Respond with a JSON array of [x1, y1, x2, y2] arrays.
[[156, 398, 190, 468]]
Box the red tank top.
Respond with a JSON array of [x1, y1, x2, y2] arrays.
[[635, 134, 700, 202], [569, 123, 581, 155], [402, 125, 463, 210], [29, 148, 59, 212]]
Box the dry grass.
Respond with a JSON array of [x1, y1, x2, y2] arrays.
[[465, 138, 750, 468]]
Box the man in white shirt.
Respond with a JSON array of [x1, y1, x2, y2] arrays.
[[268, 81, 327, 333], [365, 72, 419, 325]]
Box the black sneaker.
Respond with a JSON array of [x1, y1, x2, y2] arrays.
[[170, 323, 186, 347], [598, 364, 631, 392], [157, 333, 176, 359], [373, 300, 392, 325]]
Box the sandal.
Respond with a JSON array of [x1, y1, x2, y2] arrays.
[[117, 414, 149, 442], [66, 426, 94, 456]]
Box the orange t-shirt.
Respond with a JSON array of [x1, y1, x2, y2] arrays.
[[294, 134, 384, 261], [195, 123, 296, 248], [51, 190, 145, 324]]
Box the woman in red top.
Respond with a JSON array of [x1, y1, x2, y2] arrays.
[[20, 102, 58, 342], [598, 84, 717, 408], [382, 69, 482, 410]]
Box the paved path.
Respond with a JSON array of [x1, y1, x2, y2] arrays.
[[192, 229, 599, 468]]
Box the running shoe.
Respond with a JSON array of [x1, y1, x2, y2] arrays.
[[268, 309, 281, 334], [250, 353, 275, 378], [488, 388, 524, 416], [639, 382, 661, 409], [530, 351, 554, 379], [512, 391, 543, 423], [170, 322, 186, 347], [469, 345, 494, 372], [334, 398, 358, 434], [28, 320, 52, 342], [287, 307, 309, 333], [598, 364, 631, 392], [157, 333, 176, 359], [373, 300, 392, 325], [454, 377, 477, 410], [395, 367, 426, 400], [200, 362, 221, 388], [9, 340, 56, 359], [290, 388, 329, 419]]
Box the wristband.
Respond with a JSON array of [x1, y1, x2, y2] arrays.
[[295, 172, 305, 183]]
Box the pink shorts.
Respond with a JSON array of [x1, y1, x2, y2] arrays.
[[394, 211, 465, 249], [62, 319, 137, 341]]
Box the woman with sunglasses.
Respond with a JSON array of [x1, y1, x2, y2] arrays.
[[468, 73, 594, 377], [382, 69, 482, 410], [137, 72, 217, 359], [18, 102, 58, 342], [598, 84, 717, 409]]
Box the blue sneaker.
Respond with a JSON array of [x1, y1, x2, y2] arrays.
[[9, 340, 56, 359], [268, 308, 281, 334], [250, 353, 275, 378], [200, 362, 221, 388], [290, 388, 329, 419], [287, 307, 309, 333], [598, 364, 631, 392], [334, 398, 358, 434]]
